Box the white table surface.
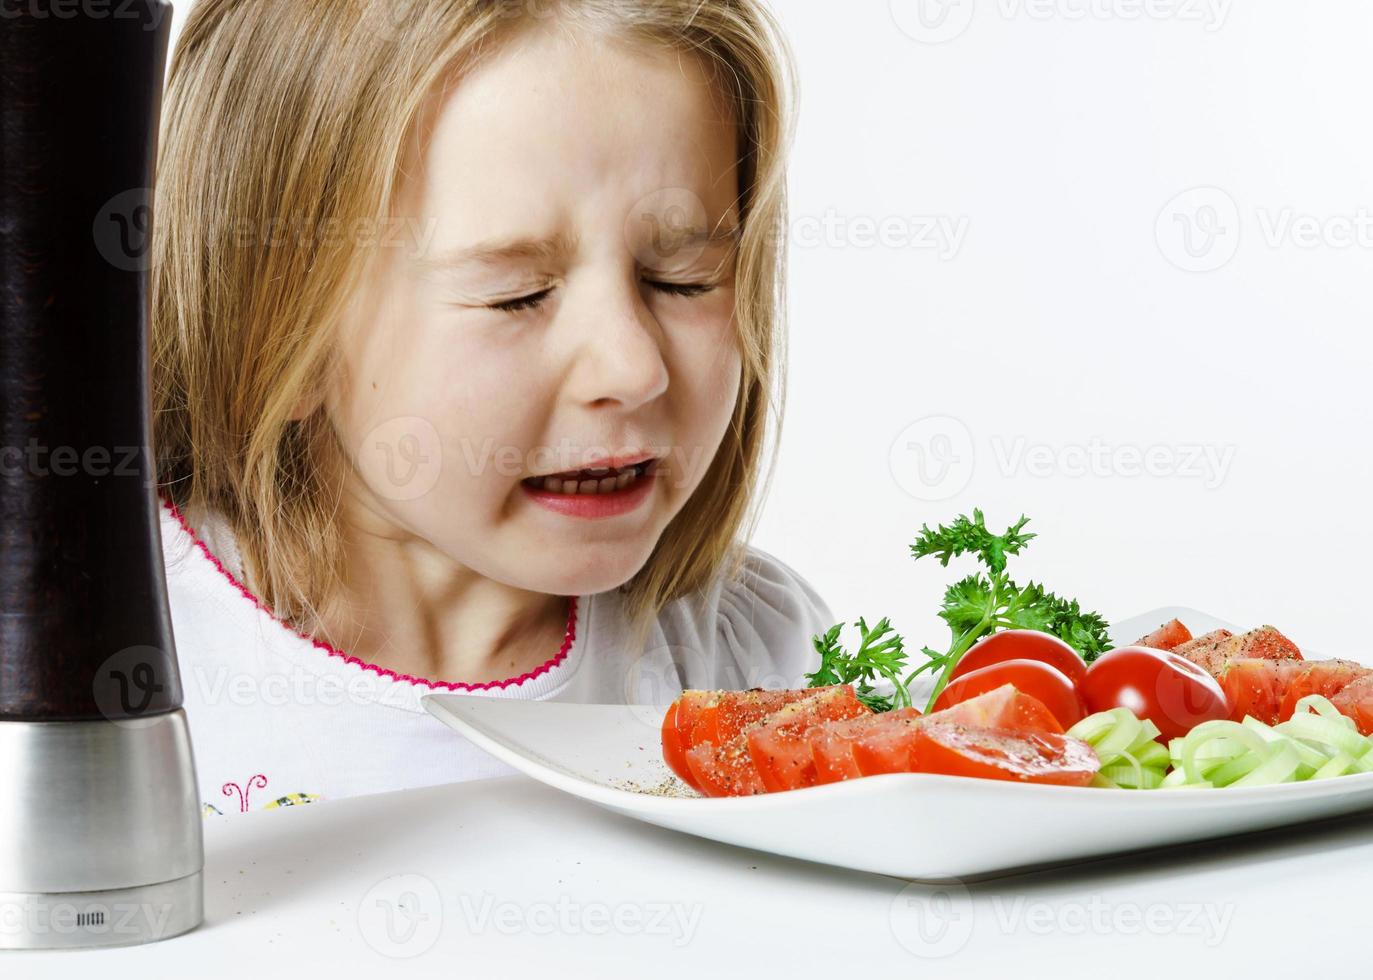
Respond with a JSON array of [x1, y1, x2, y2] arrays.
[[8, 771, 1371, 977]]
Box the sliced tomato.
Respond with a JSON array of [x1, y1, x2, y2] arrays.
[[809, 707, 923, 784], [934, 659, 1085, 729], [663, 691, 722, 789], [951, 630, 1087, 685], [685, 733, 767, 797], [692, 689, 816, 748], [748, 686, 871, 792], [849, 685, 1063, 776], [1174, 627, 1302, 678], [1332, 674, 1373, 736], [1277, 660, 1369, 720], [1134, 618, 1193, 652], [930, 683, 1066, 734], [1244, 626, 1304, 661], [904, 722, 1099, 786], [1217, 658, 1295, 726], [661, 699, 692, 786], [663, 688, 817, 789]]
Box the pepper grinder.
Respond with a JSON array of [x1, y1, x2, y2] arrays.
[[0, 0, 203, 949]]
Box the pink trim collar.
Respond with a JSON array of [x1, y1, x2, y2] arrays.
[[161, 496, 578, 692]]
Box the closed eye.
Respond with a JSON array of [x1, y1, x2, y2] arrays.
[[485, 280, 718, 315], [646, 281, 717, 299], [487, 288, 554, 314]]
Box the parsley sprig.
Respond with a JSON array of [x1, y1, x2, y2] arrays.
[[807, 509, 1113, 713], [805, 617, 915, 713]]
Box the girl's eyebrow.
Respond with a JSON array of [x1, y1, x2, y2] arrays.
[[417, 230, 580, 273], [416, 222, 740, 274]]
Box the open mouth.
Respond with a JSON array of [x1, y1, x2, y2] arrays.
[[521, 458, 660, 496]]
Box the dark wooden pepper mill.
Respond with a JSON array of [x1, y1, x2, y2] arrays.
[[0, 0, 203, 948]]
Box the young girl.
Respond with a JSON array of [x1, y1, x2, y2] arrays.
[[152, 0, 830, 815]]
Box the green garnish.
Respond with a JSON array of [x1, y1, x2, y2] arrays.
[[807, 509, 1113, 713], [804, 617, 913, 713]]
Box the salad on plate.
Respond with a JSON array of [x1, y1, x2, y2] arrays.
[[661, 511, 1373, 797]]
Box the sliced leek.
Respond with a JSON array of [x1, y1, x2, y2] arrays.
[[1070, 696, 1373, 790]]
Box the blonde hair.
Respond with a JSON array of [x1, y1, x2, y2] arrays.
[[153, 0, 798, 638]]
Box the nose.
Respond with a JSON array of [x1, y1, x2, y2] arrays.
[[562, 283, 670, 412]]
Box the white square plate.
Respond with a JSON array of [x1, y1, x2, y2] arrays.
[[424, 607, 1373, 879]]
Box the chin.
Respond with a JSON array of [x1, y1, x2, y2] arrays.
[[516, 540, 657, 597]]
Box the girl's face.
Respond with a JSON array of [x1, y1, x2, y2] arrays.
[[325, 22, 744, 597]]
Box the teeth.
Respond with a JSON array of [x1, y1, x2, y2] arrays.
[[531, 464, 649, 495]]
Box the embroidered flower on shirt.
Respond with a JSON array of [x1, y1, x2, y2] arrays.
[[221, 774, 269, 812], [205, 776, 322, 816]]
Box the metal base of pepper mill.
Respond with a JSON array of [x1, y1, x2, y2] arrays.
[[0, 711, 204, 950]]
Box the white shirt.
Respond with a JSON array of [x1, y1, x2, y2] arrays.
[[158, 499, 834, 815]]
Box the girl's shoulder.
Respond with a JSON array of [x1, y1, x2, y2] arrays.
[[644, 545, 836, 692]]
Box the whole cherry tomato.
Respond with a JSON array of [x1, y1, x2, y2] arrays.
[[950, 630, 1087, 686], [933, 659, 1086, 729], [1080, 645, 1230, 740]]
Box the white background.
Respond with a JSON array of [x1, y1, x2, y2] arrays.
[[164, 1, 1373, 659], [753, 0, 1373, 660]]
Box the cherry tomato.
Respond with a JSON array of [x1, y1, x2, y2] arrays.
[[933, 659, 1086, 729], [1081, 645, 1230, 740], [950, 630, 1087, 686]]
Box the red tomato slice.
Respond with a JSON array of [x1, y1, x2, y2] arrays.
[[1332, 674, 1373, 736], [1244, 626, 1304, 661], [748, 687, 871, 792], [951, 630, 1087, 686], [934, 659, 1085, 729], [809, 707, 923, 784], [929, 683, 1066, 734], [1216, 657, 1369, 726], [1082, 645, 1230, 740], [663, 689, 817, 789], [1217, 658, 1295, 726], [660, 699, 692, 787], [849, 685, 1064, 776], [905, 722, 1099, 786], [663, 691, 723, 789], [1134, 618, 1194, 652], [1277, 660, 1368, 720], [692, 689, 817, 749], [686, 733, 767, 797]]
